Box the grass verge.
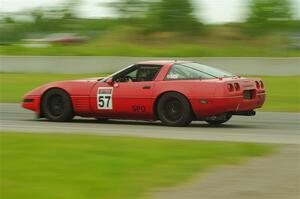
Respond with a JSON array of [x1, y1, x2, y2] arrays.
[[254, 76, 300, 112], [1, 43, 299, 57], [0, 133, 273, 199], [0, 73, 299, 112]]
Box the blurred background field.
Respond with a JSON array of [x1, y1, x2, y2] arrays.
[[0, 0, 300, 57], [0, 132, 273, 199]]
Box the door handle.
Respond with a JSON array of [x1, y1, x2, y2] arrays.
[[143, 86, 151, 89]]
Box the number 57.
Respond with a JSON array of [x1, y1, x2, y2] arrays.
[[98, 96, 111, 108]]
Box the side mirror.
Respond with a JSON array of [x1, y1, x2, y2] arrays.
[[106, 78, 114, 86]]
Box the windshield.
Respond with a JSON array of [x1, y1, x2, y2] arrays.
[[166, 63, 235, 80], [100, 64, 134, 82]]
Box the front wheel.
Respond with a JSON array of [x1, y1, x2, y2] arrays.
[[157, 92, 193, 127], [42, 89, 74, 122], [205, 113, 232, 125]]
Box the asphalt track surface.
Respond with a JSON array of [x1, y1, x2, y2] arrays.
[[1, 56, 300, 76], [0, 103, 299, 144]]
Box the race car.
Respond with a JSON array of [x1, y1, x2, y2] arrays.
[[22, 60, 266, 126]]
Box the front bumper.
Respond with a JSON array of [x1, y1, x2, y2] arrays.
[[22, 95, 41, 113]]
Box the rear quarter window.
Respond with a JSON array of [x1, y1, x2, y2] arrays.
[[165, 64, 214, 80]]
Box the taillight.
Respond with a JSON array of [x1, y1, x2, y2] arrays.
[[234, 83, 240, 91], [260, 80, 264, 89], [255, 81, 260, 89], [227, 83, 234, 92]]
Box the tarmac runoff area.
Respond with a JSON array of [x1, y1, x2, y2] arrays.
[[0, 103, 299, 144], [0, 103, 299, 199], [1, 56, 300, 76], [152, 145, 300, 199]]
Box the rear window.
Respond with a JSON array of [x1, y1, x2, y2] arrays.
[[166, 63, 235, 80]]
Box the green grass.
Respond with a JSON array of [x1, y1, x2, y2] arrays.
[[0, 73, 299, 112], [0, 133, 273, 199], [255, 76, 300, 112], [1, 25, 300, 57], [1, 43, 299, 57]]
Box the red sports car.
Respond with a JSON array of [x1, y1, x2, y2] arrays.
[[22, 60, 265, 126]]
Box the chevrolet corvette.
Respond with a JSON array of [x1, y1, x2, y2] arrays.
[[22, 60, 265, 126]]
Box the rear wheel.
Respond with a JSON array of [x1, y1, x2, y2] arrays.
[[205, 113, 232, 125], [42, 89, 74, 122], [157, 92, 193, 127]]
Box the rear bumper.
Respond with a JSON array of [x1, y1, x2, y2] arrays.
[[192, 92, 265, 118]]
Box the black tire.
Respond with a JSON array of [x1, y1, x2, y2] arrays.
[[42, 89, 74, 122], [157, 92, 193, 127], [205, 113, 232, 125]]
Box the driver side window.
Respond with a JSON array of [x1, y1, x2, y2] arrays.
[[125, 70, 138, 82], [115, 65, 161, 83]]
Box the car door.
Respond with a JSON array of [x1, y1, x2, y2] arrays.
[[90, 65, 161, 119], [112, 65, 161, 119], [90, 81, 116, 118]]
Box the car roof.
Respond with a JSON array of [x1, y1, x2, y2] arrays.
[[137, 60, 191, 65]]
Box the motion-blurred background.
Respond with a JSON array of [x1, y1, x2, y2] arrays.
[[0, 1, 300, 199], [0, 0, 300, 56]]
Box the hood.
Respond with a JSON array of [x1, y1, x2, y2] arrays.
[[24, 77, 105, 97]]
